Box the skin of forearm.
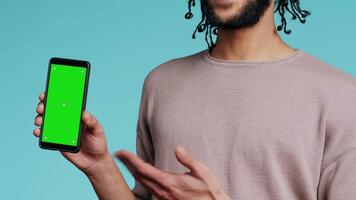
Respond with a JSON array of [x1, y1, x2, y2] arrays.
[[85, 154, 136, 200]]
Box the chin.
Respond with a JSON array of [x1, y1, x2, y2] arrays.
[[208, 0, 242, 21], [214, 10, 238, 22]]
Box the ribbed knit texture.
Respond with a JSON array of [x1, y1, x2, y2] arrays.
[[132, 49, 356, 200]]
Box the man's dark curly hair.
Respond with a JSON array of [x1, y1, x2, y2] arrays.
[[185, 0, 311, 52]]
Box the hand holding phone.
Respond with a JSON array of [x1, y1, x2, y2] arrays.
[[39, 57, 91, 152], [33, 57, 112, 174], [34, 92, 113, 174], [33, 58, 136, 199]]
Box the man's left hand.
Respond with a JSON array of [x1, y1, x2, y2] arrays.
[[115, 146, 231, 200]]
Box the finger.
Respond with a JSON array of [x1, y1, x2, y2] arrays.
[[33, 128, 41, 137], [115, 150, 169, 186], [39, 92, 45, 102], [119, 155, 173, 199], [36, 102, 44, 114], [175, 146, 206, 178], [34, 115, 43, 126], [82, 110, 90, 121], [136, 177, 172, 200], [119, 157, 167, 198], [82, 110, 104, 136]]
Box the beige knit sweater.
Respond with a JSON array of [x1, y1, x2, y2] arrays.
[[131, 49, 356, 200]]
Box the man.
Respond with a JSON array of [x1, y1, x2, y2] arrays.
[[33, 0, 356, 199]]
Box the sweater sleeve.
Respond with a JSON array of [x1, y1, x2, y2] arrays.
[[317, 78, 356, 200], [131, 73, 155, 200]]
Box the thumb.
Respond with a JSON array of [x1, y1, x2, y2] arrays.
[[175, 146, 203, 178], [82, 110, 104, 137]]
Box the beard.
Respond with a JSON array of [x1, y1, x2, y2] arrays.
[[202, 0, 271, 30]]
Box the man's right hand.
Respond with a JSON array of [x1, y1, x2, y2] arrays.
[[33, 92, 112, 176], [33, 91, 136, 200]]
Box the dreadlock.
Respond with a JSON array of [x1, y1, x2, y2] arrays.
[[185, 0, 311, 53]]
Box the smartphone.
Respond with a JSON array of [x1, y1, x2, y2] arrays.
[[39, 57, 90, 153]]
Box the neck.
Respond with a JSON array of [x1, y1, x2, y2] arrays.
[[210, 3, 297, 62]]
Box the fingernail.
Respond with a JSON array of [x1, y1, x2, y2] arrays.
[[114, 150, 123, 157], [177, 146, 186, 155]]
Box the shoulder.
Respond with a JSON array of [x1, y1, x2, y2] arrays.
[[142, 49, 205, 90], [297, 50, 356, 88], [294, 50, 356, 101], [298, 51, 356, 126]]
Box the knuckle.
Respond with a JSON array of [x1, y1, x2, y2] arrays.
[[157, 191, 171, 200], [33, 128, 40, 137], [36, 103, 43, 113], [87, 116, 94, 126], [35, 115, 41, 120], [174, 175, 186, 186], [138, 169, 148, 177], [34, 115, 39, 124], [90, 116, 97, 125], [162, 175, 176, 188], [136, 166, 146, 176]]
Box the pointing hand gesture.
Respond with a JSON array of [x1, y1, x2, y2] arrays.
[[115, 146, 232, 200]]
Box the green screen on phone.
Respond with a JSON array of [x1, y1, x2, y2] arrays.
[[41, 64, 87, 146]]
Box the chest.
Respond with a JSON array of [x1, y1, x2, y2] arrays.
[[148, 74, 325, 175]]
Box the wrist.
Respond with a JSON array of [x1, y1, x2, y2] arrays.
[[84, 153, 117, 179], [83, 153, 135, 200]]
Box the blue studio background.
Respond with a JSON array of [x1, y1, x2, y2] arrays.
[[0, 0, 355, 199]]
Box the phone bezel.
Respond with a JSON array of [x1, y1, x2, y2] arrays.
[[39, 57, 91, 153]]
